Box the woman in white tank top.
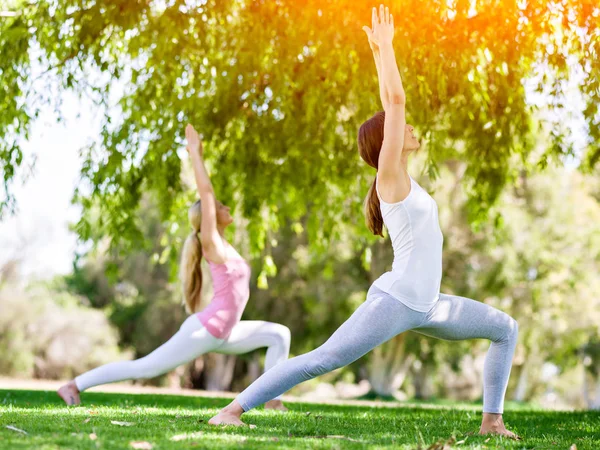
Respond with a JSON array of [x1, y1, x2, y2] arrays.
[[209, 6, 519, 440], [356, 4, 519, 438]]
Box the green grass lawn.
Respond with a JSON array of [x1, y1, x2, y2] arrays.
[[0, 389, 598, 449]]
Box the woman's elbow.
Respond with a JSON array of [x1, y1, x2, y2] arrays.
[[388, 92, 406, 105], [197, 184, 214, 196]]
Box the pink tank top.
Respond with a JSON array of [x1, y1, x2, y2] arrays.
[[196, 247, 251, 339]]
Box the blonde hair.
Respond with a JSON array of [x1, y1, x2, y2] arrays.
[[180, 200, 204, 313]]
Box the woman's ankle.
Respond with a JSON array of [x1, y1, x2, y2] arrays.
[[222, 400, 244, 416], [481, 412, 504, 428]]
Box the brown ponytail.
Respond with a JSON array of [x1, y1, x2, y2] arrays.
[[364, 177, 384, 237], [358, 111, 386, 237], [181, 200, 204, 313]]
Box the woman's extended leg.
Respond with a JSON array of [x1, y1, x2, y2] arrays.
[[415, 293, 519, 437], [57, 315, 222, 404], [209, 287, 426, 425]]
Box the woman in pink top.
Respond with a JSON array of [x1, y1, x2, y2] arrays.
[[57, 125, 291, 410]]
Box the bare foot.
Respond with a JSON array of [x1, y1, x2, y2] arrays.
[[208, 412, 246, 426], [208, 400, 246, 427], [264, 399, 288, 411], [57, 381, 81, 406], [479, 413, 520, 440]]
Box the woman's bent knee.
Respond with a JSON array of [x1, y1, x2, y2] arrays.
[[507, 317, 518, 340], [278, 325, 291, 348], [265, 323, 291, 352], [497, 315, 518, 343]]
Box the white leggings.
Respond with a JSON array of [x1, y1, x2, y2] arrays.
[[237, 287, 518, 413], [75, 315, 291, 398]]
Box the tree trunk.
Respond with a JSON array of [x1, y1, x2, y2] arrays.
[[582, 365, 592, 408], [246, 354, 261, 383], [412, 361, 434, 399], [591, 376, 600, 410], [203, 353, 237, 391], [367, 334, 414, 397], [513, 364, 528, 402]]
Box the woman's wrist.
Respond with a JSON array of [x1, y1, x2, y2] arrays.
[[189, 149, 203, 161], [378, 41, 394, 51]]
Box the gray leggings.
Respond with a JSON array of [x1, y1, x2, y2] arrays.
[[237, 286, 518, 414]]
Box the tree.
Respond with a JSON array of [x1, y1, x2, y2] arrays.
[[0, 259, 123, 379], [1, 0, 598, 257]]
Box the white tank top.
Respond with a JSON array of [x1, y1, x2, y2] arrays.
[[373, 175, 443, 312]]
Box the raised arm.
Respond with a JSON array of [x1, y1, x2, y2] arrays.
[[369, 5, 409, 202], [185, 124, 227, 263], [363, 7, 390, 111]]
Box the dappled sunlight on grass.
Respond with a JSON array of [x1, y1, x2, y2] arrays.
[[1, 389, 598, 449]]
